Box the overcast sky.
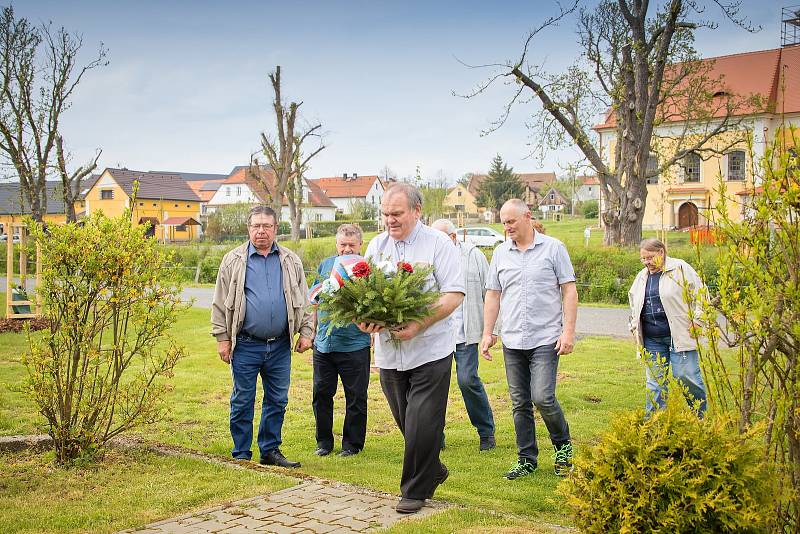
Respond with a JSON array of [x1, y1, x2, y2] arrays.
[[13, 0, 793, 183]]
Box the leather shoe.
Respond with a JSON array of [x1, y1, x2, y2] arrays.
[[314, 447, 332, 457], [260, 449, 300, 468], [396, 497, 425, 514], [480, 435, 496, 451], [426, 464, 449, 498], [338, 448, 359, 457]]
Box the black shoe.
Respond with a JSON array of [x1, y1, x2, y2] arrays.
[[314, 447, 332, 457], [260, 449, 301, 468], [426, 464, 449, 498], [338, 448, 359, 457], [396, 497, 425, 514], [479, 435, 496, 451]]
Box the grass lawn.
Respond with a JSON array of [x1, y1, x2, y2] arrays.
[[486, 216, 698, 252], [0, 304, 644, 532]]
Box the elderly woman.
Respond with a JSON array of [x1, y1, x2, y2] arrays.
[[628, 238, 707, 416]]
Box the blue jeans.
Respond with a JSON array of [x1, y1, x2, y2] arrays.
[[503, 343, 570, 463], [643, 335, 707, 416], [455, 343, 495, 438], [230, 334, 291, 459]]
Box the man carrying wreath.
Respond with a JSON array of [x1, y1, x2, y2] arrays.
[[358, 183, 465, 514]]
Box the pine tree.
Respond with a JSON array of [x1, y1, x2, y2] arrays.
[[476, 154, 525, 215]]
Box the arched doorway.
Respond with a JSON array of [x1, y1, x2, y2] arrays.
[[678, 202, 698, 229]]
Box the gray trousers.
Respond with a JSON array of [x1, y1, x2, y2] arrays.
[[379, 354, 452, 500]]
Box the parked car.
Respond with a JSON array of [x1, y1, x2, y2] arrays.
[[455, 226, 506, 248], [0, 234, 20, 243]]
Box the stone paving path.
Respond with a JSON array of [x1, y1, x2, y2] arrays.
[[122, 479, 447, 533]]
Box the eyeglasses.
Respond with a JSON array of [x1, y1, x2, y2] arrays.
[[249, 223, 275, 230]]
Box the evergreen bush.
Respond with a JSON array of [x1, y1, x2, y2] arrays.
[[560, 394, 778, 533]]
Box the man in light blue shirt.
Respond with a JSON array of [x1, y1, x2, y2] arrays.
[[481, 199, 578, 480], [359, 184, 464, 514]]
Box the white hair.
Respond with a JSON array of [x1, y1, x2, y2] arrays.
[[431, 218, 457, 235]]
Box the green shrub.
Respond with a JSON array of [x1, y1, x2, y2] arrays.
[[308, 220, 379, 237], [560, 395, 778, 533], [22, 213, 187, 465], [581, 200, 599, 219]]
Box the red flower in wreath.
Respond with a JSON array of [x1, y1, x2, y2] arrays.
[[352, 261, 371, 278], [397, 261, 414, 273]]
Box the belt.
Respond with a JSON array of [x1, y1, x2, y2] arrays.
[[238, 330, 285, 344]]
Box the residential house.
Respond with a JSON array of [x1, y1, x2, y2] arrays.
[[207, 165, 337, 223], [575, 175, 601, 202], [443, 183, 479, 215], [0, 182, 70, 237], [538, 187, 568, 213], [156, 171, 227, 220], [594, 44, 800, 230], [82, 168, 202, 242], [467, 172, 556, 211], [311, 173, 384, 216]]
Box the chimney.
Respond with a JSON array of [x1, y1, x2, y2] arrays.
[[353, 173, 358, 180]]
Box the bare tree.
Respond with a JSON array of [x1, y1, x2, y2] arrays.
[[379, 164, 397, 183], [0, 7, 107, 222], [256, 65, 325, 237], [462, 0, 759, 245], [55, 135, 100, 222]]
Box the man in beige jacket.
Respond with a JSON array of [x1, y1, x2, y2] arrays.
[[211, 205, 314, 467]]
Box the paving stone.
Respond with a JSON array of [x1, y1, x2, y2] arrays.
[[229, 515, 272, 530], [299, 509, 345, 523], [292, 519, 337, 533], [190, 519, 232, 532], [331, 516, 369, 531], [142, 522, 199, 533], [316, 487, 351, 497], [326, 529, 360, 534], [348, 509, 379, 521], [241, 508, 277, 520], [218, 527, 259, 534], [273, 503, 312, 516], [314, 501, 351, 514], [266, 513, 306, 527], [211, 510, 245, 523], [255, 524, 307, 534]]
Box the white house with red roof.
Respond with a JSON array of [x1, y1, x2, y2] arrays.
[[310, 173, 384, 216], [575, 175, 601, 202], [207, 165, 337, 223]]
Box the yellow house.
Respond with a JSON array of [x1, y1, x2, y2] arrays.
[[443, 183, 479, 215], [0, 182, 68, 238], [82, 168, 202, 242], [594, 46, 800, 230]]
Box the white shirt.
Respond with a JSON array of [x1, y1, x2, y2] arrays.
[[365, 221, 465, 370]]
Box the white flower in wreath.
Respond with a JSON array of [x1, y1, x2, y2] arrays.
[[374, 260, 397, 275], [321, 278, 341, 295]]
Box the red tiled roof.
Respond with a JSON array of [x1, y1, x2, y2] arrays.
[[594, 47, 800, 130], [580, 175, 600, 185], [223, 165, 335, 208], [312, 175, 381, 198], [187, 179, 224, 202]]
